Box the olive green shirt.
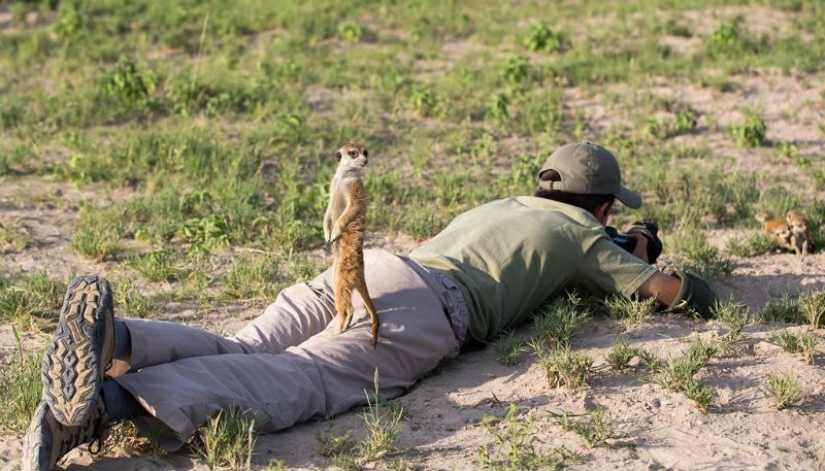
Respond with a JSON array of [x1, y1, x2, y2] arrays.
[[409, 197, 658, 342]]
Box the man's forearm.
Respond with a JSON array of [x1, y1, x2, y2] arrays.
[[636, 270, 718, 318], [636, 271, 681, 306]]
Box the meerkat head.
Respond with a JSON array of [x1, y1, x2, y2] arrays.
[[335, 142, 369, 171], [772, 223, 792, 238], [754, 210, 774, 223], [786, 209, 808, 228]]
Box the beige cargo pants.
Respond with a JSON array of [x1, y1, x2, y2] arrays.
[[114, 249, 466, 448]]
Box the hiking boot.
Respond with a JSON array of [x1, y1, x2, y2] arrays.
[[41, 275, 115, 427], [21, 398, 108, 471]]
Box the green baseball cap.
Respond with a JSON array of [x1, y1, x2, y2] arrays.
[[537, 141, 642, 209]]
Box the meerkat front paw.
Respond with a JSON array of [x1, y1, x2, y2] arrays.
[[329, 227, 344, 245]]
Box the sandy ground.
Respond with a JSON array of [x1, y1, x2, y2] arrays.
[[1, 241, 824, 471]]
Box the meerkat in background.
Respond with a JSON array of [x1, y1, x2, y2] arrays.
[[324, 142, 380, 348], [755, 210, 795, 253], [785, 209, 811, 256]]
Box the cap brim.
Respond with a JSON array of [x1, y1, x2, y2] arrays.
[[617, 186, 642, 209]]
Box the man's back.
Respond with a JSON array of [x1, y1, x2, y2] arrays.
[[410, 196, 657, 342]]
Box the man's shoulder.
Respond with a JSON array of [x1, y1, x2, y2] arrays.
[[512, 196, 603, 228]]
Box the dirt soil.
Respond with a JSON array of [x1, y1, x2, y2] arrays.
[[2, 223, 824, 471]]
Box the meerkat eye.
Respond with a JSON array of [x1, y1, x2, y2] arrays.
[[335, 151, 342, 161], [349, 150, 358, 157]]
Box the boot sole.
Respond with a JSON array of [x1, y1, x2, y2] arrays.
[[41, 275, 114, 427]]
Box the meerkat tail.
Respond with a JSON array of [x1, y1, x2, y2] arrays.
[[359, 286, 380, 349]]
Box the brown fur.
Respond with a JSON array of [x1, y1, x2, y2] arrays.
[[323, 142, 380, 348], [754, 210, 794, 253], [785, 209, 811, 256]]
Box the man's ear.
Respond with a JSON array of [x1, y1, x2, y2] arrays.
[[593, 202, 612, 225]]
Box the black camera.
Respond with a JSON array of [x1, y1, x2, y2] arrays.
[[605, 220, 663, 264]]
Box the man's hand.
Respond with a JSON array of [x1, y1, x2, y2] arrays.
[[625, 222, 663, 264], [626, 231, 650, 263]]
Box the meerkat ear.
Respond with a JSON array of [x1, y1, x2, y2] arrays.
[[335, 151, 342, 161]]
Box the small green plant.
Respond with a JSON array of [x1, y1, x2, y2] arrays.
[[730, 111, 767, 148], [657, 356, 699, 392], [112, 278, 158, 318], [502, 55, 530, 87], [52, 1, 86, 41], [604, 295, 657, 325], [0, 271, 66, 326], [315, 424, 355, 464], [354, 394, 404, 467], [408, 83, 437, 117], [684, 378, 715, 413], [180, 215, 231, 251], [535, 346, 593, 390], [706, 20, 742, 56], [0, 328, 41, 433], [173, 256, 214, 307], [223, 254, 283, 300], [635, 347, 663, 374], [337, 21, 363, 42], [772, 330, 802, 354], [670, 231, 733, 281], [656, 337, 717, 392], [642, 117, 667, 139], [725, 233, 775, 257], [521, 22, 564, 53], [493, 331, 526, 366], [320, 370, 404, 469], [800, 333, 818, 365], [99, 56, 155, 110], [8, 2, 29, 26], [606, 337, 636, 372], [0, 219, 32, 253], [685, 336, 719, 366], [487, 93, 510, 125], [713, 297, 750, 351], [671, 109, 698, 136], [477, 403, 570, 470], [71, 226, 121, 263], [798, 290, 825, 329], [555, 406, 622, 449], [704, 19, 762, 59], [192, 408, 259, 471], [130, 249, 190, 283], [756, 292, 803, 324], [777, 141, 800, 159], [532, 292, 590, 348], [357, 371, 406, 468], [761, 372, 802, 410]]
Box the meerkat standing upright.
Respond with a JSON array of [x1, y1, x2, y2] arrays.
[[754, 210, 795, 253], [324, 142, 380, 348], [785, 209, 811, 256]]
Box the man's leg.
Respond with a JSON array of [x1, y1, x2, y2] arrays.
[[23, 275, 116, 471], [113, 249, 460, 448], [123, 278, 336, 370], [23, 271, 338, 470]]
